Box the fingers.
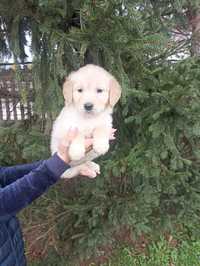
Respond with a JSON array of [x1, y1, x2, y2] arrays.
[[59, 128, 79, 149], [79, 162, 100, 178], [111, 128, 117, 133], [65, 127, 79, 144], [85, 138, 93, 148], [80, 168, 97, 178], [57, 128, 79, 163], [110, 128, 117, 140], [60, 127, 117, 161], [85, 128, 117, 149]]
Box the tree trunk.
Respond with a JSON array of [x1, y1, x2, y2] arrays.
[[187, 8, 200, 56]]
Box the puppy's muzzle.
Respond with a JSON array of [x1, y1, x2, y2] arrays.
[[84, 102, 94, 112]]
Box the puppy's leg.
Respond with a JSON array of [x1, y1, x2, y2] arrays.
[[69, 133, 85, 161], [93, 127, 110, 155], [61, 161, 100, 179]]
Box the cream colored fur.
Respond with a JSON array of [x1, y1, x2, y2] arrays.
[[51, 64, 121, 178]]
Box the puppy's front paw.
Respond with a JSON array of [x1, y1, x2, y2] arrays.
[[69, 144, 85, 161], [93, 140, 109, 155]]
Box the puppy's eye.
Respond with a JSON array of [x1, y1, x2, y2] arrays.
[[97, 88, 103, 93], [78, 88, 83, 93]]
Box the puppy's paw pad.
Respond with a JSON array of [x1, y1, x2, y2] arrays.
[[69, 145, 85, 161], [93, 141, 109, 155]]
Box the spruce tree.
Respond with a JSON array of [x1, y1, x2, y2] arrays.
[[1, 0, 200, 261]]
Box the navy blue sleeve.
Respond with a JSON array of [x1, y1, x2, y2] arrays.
[[0, 153, 70, 216], [0, 160, 44, 187]]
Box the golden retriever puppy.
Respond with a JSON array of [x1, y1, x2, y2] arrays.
[[51, 64, 121, 178]]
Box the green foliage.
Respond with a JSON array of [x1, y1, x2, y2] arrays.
[[0, 122, 50, 165], [29, 238, 200, 266], [19, 57, 200, 261], [1, 0, 173, 115], [1, 0, 200, 262], [107, 239, 200, 266], [29, 247, 71, 266]]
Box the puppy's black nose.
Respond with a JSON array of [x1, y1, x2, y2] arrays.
[[84, 102, 93, 111]]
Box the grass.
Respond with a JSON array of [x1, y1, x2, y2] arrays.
[[29, 238, 200, 266], [106, 239, 200, 266]]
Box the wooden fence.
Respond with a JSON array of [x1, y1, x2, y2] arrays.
[[0, 67, 34, 121]]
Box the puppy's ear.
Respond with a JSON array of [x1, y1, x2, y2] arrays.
[[109, 78, 121, 107], [63, 78, 73, 105]]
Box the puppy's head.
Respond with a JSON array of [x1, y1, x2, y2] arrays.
[[63, 64, 121, 116]]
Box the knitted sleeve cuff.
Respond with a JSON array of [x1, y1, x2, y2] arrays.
[[45, 153, 70, 179]]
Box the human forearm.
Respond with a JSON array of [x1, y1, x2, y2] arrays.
[[0, 154, 69, 216], [0, 160, 44, 187]]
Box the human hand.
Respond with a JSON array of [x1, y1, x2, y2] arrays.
[[57, 128, 116, 178], [84, 128, 117, 153], [57, 128, 79, 164]]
